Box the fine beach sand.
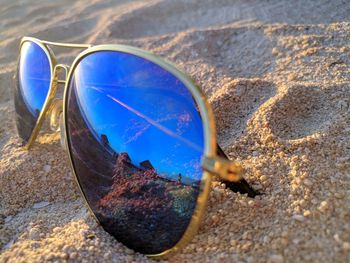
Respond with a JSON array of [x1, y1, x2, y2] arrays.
[[1, 0, 350, 262]]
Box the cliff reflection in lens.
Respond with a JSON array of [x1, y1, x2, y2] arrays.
[[14, 41, 51, 143], [66, 51, 205, 254]]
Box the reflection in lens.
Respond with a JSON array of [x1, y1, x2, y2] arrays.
[[66, 51, 205, 254], [14, 41, 51, 143]]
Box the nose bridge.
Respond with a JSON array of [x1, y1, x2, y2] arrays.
[[55, 64, 70, 84], [48, 64, 69, 97], [47, 64, 70, 143], [46, 63, 69, 119]]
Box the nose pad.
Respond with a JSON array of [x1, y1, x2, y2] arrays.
[[48, 98, 67, 150], [49, 99, 63, 132], [59, 112, 66, 149]]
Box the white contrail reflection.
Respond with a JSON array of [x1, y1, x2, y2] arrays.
[[89, 86, 202, 153]]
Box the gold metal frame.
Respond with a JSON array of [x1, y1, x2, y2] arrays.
[[16, 36, 244, 259]]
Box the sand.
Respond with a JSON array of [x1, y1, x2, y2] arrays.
[[1, 0, 350, 262]]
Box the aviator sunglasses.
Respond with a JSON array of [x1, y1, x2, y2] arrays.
[[14, 37, 258, 258]]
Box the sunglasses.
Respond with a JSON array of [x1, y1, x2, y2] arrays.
[[14, 37, 257, 258]]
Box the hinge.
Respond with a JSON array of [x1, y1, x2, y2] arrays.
[[202, 156, 243, 182]]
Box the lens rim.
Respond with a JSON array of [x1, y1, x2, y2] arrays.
[[17, 37, 57, 148], [63, 45, 217, 258]]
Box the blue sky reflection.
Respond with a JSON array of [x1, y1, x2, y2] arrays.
[[19, 42, 51, 116], [73, 51, 204, 184]]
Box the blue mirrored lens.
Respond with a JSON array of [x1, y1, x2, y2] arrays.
[[14, 41, 51, 142], [19, 42, 51, 114], [66, 50, 205, 254]]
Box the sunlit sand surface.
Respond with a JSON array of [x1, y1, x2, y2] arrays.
[[1, 0, 350, 262]]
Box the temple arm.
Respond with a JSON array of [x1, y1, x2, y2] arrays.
[[216, 144, 258, 197]]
